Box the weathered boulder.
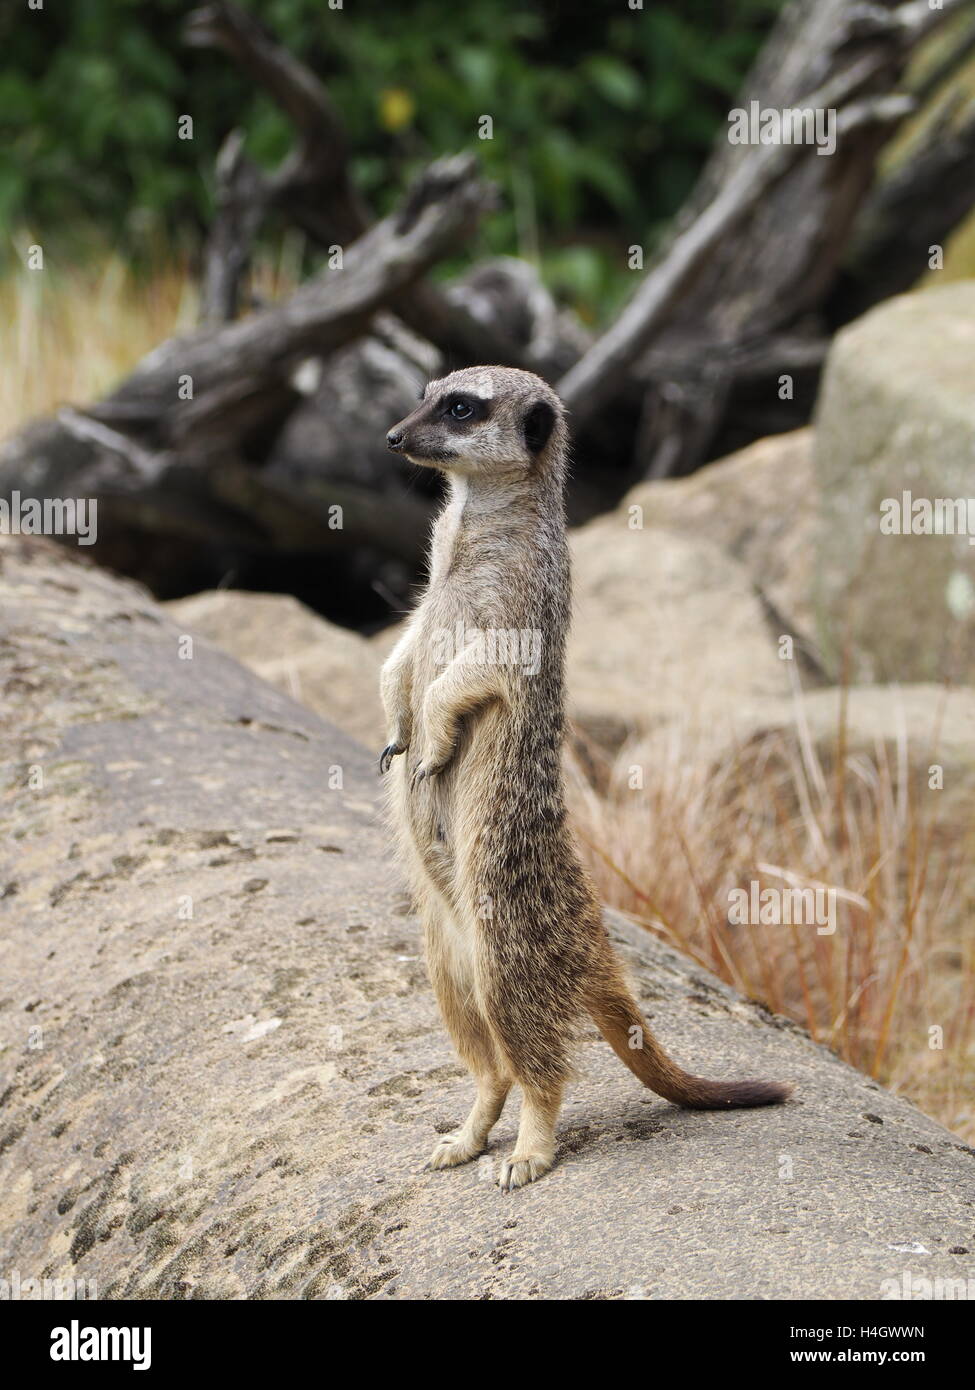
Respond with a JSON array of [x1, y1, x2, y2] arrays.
[[621, 681, 975, 804], [164, 589, 383, 748], [567, 513, 792, 748], [624, 429, 819, 668], [2, 537, 974, 1300], [745, 684, 975, 787], [763, 685, 975, 941], [814, 282, 975, 684]]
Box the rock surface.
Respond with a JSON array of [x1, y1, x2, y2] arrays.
[[814, 282, 975, 685], [2, 537, 974, 1301], [165, 589, 384, 748], [742, 683, 975, 790], [567, 512, 792, 748], [625, 428, 819, 668]]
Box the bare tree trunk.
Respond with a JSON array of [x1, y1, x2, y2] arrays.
[[838, 92, 975, 317]]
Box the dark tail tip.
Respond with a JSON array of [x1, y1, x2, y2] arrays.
[[680, 1077, 794, 1110]]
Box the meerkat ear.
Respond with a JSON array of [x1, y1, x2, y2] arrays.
[[523, 400, 556, 454]]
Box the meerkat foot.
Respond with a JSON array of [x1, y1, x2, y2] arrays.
[[498, 1151, 553, 1191], [498, 1082, 561, 1190], [429, 1130, 484, 1169]]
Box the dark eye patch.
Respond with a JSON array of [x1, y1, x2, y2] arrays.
[[440, 392, 489, 427]]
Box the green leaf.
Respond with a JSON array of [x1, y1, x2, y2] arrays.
[[584, 55, 641, 110]]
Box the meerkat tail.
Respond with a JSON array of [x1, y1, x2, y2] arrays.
[[588, 979, 793, 1110]]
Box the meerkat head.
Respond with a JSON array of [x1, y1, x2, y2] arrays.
[[386, 366, 566, 480]]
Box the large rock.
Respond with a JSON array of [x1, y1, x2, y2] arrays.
[[757, 685, 975, 942], [623, 429, 819, 666], [752, 684, 975, 783], [620, 681, 975, 802], [2, 537, 974, 1301], [814, 283, 975, 684], [165, 589, 383, 748], [567, 515, 792, 748]]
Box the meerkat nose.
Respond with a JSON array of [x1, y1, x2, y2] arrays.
[[386, 429, 406, 453]]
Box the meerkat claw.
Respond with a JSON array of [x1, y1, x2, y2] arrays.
[[498, 1153, 552, 1191], [379, 743, 403, 775], [411, 759, 442, 791]]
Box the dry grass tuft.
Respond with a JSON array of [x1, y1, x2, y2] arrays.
[[0, 238, 303, 441], [0, 249, 193, 438], [567, 683, 975, 1141]]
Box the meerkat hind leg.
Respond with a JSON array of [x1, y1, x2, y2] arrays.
[[499, 1080, 564, 1191], [424, 909, 511, 1170], [430, 1069, 511, 1169]]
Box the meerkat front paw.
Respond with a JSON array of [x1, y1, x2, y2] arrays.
[[498, 1152, 553, 1191], [428, 1131, 483, 1169], [410, 749, 451, 791], [379, 741, 405, 775]]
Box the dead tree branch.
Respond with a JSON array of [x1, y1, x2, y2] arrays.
[[184, 1, 552, 372], [87, 153, 493, 462], [559, 0, 971, 476], [199, 129, 271, 325]]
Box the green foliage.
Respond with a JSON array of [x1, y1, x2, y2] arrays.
[[0, 0, 784, 316]]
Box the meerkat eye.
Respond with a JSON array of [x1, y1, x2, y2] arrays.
[[449, 400, 474, 420]]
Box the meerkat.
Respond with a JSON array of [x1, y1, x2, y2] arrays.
[[379, 365, 791, 1190]]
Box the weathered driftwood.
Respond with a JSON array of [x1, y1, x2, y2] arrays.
[[0, 154, 493, 606], [186, 1, 592, 376], [3, 0, 975, 618], [95, 153, 492, 456], [184, 0, 371, 255], [840, 91, 975, 318], [198, 129, 270, 326], [184, 0, 560, 373], [561, 0, 971, 476]]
